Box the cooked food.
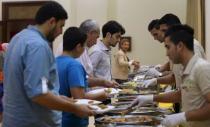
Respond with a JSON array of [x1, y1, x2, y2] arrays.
[[139, 90, 157, 95], [104, 88, 112, 93], [119, 89, 138, 94], [98, 104, 108, 109], [101, 116, 153, 123], [122, 81, 137, 88]]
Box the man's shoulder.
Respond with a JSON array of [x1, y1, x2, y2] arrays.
[[116, 50, 124, 55], [89, 45, 103, 55], [193, 58, 210, 74]]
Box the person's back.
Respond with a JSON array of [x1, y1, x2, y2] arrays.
[[56, 56, 88, 127], [3, 2, 95, 127], [3, 26, 61, 127]]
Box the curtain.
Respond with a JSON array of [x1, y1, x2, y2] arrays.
[[186, 0, 205, 50]]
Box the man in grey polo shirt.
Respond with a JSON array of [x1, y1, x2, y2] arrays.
[[130, 24, 210, 127], [77, 19, 119, 88], [89, 20, 125, 81], [3, 2, 94, 127]]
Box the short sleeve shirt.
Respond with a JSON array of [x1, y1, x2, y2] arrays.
[[181, 55, 210, 127], [56, 55, 88, 127], [172, 39, 206, 88], [3, 25, 61, 127], [89, 41, 112, 80]]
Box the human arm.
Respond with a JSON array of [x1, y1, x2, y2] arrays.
[[70, 87, 108, 101], [25, 43, 94, 117], [88, 77, 119, 88], [130, 90, 181, 107], [161, 92, 210, 127], [67, 64, 108, 101], [89, 50, 102, 75], [32, 92, 94, 117], [156, 72, 175, 84], [185, 65, 210, 121], [156, 61, 170, 72]]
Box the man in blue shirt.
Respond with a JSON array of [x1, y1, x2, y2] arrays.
[[3, 2, 94, 127], [56, 27, 108, 127]]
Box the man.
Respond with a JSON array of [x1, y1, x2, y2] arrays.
[[56, 27, 109, 127], [147, 19, 172, 78], [77, 19, 100, 76], [3, 2, 94, 127], [131, 24, 210, 127], [89, 20, 125, 81], [148, 19, 162, 43], [77, 19, 118, 88], [143, 13, 205, 88]]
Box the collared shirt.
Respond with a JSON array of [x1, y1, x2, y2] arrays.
[[180, 55, 210, 127], [77, 47, 93, 76], [172, 39, 206, 88], [89, 40, 112, 81], [3, 25, 61, 127]]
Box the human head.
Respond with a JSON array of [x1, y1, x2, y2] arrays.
[[63, 27, 87, 58], [79, 19, 100, 48], [148, 19, 162, 42], [35, 1, 68, 42], [119, 39, 130, 52], [102, 20, 125, 47], [164, 24, 194, 64], [158, 13, 181, 42]]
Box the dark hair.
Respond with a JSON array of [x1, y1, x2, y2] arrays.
[[35, 1, 68, 24], [102, 20, 125, 38], [148, 19, 159, 31], [158, 13, 181, 27], [165, 24, 194, 51], [63, 27, 87, 51], [119, 38, 129, 49]]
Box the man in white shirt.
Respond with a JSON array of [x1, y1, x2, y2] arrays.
[[77, 19, 118, 88], [89, 20, 125, 81], [143, 14, 205, 88], [131, 24, 210, 127]]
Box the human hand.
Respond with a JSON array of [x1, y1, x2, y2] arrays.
[[146, 68, 162, 77], [133, 61, 140, 71], [161, 112, 186, 127], [154, 64, 162, 71], [129, 95, 153, 108], [142, 78, 157, 88], [104, 80, 119, 88], [74, 104, 95, 118]]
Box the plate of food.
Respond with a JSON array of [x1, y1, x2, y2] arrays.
[[75, 99, 101, 105], [87, 88, 122, 95], [121, 81, 138, 89], [91, 104, 115, 114], [119, 89, 139, 95], [95, 115, 162, 125]]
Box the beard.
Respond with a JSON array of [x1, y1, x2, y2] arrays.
[[46, 26, 56, 43]]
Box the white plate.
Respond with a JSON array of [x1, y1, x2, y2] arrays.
[[75, 99, 101, 105], [90, 105, 115, 114], [87, 88, 122, 95]]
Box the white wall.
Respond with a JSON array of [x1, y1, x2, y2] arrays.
[[205, 0, 210, 61], [64, 0, 187, 65], [114, 0, 187, 65], [0, 0, 187, 65]]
